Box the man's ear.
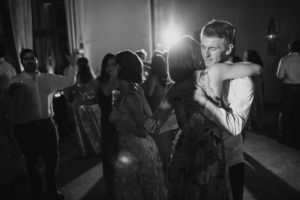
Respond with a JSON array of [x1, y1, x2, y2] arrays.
[[225, 44, 234, 56]]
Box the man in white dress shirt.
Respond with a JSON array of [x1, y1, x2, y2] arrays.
[[276, 40, 300, 143], [196, 20, 254, 200], [9, 49, 77, 200]]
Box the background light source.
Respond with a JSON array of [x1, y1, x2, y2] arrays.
[[160, 24, 182, 51], [266, 18, 277, 41], [265, 18, 278, 55]]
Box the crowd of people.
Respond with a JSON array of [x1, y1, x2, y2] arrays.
[[0, 18, 299, 200]]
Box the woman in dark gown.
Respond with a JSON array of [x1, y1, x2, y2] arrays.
[[152, 36, 261, 200], [97, 53, 120, 199], [242, 50, 264, 132], [67, 57, 102, 156]]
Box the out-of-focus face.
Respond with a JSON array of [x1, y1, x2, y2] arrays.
[[106, 58, 118, 78], [242, 51, 248, 61], [143, 65, 151, 81], [200, 35, 231, 67], [22, 52, 38, 73]]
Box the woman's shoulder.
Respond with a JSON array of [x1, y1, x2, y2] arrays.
[[127, 87, 141, 100], [79, 78, 99, 92], [123, 90, 142, 109]]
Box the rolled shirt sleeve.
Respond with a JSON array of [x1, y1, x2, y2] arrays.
[[47, 65, 77, 92], [202, 77, 254, 136]]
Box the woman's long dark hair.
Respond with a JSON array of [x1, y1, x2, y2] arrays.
[[244, 50, 263, 67], [149, 53, 171, 87], [168, 36, 205, 83], [116, 51, 143, 84], [98, 53, 116, 83], [77, 57, 95, 84]]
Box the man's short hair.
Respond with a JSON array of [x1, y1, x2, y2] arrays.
[[288, 40, 300, 53], [20, 48, 37, 61], [201, 19, 236, 46]]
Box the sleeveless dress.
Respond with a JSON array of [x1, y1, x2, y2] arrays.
[[113, 89, 167, 200], [167, 70, 232, 200], [71, 80, 102, 156]]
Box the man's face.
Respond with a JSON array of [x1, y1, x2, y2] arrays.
[[21, 52, 38, 73], [200, 35, 231, 67]]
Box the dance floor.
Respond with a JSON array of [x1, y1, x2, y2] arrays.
[[56, 106, 300, 200]]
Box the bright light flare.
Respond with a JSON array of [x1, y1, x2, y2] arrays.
[[161, 25, 182, 51], [115, 150, 133, 169], [119, 155, 130, 164]]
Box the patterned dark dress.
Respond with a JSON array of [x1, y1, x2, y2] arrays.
[[71, 80, 102, 156], [167, 70, 232, 200], [113, 89, 167, 200]]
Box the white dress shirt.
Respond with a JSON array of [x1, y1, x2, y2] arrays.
[[277, 52, 300, 84], [203, 77, 254, 167], [9, 65, 76, 125], [0, 58, 16, 79]]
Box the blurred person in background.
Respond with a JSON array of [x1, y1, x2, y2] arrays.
[[243, 49, 264, 132], [0, 74, 30, 200], [97, 53, 120, 199], [276, 40, 300, 144], [136, 49, 151, 81], [0, 42, 16, 79], [142, 53, 178, 171], [66, 57, 102, 157]]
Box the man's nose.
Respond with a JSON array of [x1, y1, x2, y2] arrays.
[[203, 49, 210, 58]]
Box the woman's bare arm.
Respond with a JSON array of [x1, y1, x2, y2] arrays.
[[154, 94, 174, 130], [211, 61, 261, 82]]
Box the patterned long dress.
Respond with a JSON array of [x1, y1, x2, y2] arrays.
[[113, 90, 167, 200], [167, 70, 232, 200], [71, 80, 102, 156]]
